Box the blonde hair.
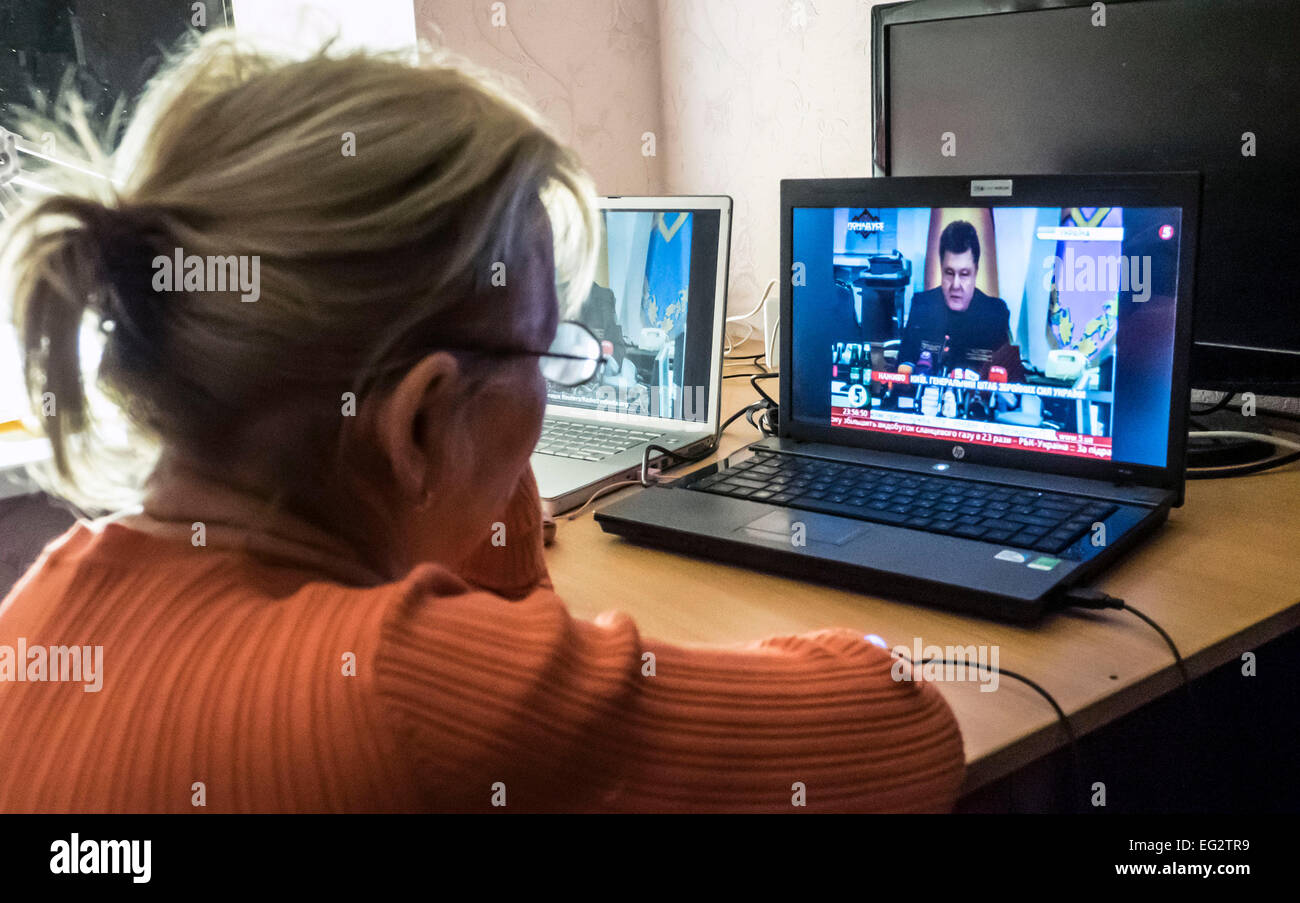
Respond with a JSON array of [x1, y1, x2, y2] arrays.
[[1, 29, 598, 514]]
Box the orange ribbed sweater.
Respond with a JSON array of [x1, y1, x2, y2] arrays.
[[0, 470, 965, 812]]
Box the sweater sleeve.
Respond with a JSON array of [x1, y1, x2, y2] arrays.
[[452, 465, 552, 599], [373, 580, 966, 813]]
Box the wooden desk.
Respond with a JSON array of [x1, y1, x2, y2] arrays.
[[544, 365, 1300, 795]]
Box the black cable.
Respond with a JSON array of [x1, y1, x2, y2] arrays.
[[1061, 589, 1190, 685], [1190, 392, 1234, 415], [719, 400, 765, 435], [750, 372, 779, 408], [1186, 401, 1300, 477], [894, 651, 1086, 813], [639, 373, 781, 486], [1188, 401, 1300, 441], [749, 373, 779, 436], [1188, 449, 1300, 479], [640, 441, 717, 487], [743, 399, 779, 437], [1061, 587, 1226, 811], [639, 395, 772, 488], [899, 654, 1077, 744], [1125, 603, 1192, 687], [1191, 401, 1300, 425]]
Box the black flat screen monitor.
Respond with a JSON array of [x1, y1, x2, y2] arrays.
[[873, 0, 1300, 393], [1, 0, 233, 145]]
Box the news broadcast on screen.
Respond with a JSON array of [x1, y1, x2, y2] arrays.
[[792, 204, 1183, 465]]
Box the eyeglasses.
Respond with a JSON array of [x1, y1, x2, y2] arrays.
[[371, 320, 611, 389], [531, 320, 612, 386], [427, 320, 611, 388]]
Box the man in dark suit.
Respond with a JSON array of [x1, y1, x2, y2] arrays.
[[897, 220, 1012, 378], [578, 282, 630, 369]]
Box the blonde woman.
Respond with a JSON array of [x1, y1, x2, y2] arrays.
[[0, 32, 964, 813]]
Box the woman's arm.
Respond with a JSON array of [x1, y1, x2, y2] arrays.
[[374, 584, 966, 813]]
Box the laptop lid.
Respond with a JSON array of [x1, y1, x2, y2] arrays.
[[780, 174, 1199, 496], [547, 195, 732, 435]]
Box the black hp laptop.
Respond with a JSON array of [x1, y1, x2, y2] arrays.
[[596, 174, 1199, 622]]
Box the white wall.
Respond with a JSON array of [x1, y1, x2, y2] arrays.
[[656, 0, 893, 328], [232, 0, 418, 55], [414, 0, 666, 199]]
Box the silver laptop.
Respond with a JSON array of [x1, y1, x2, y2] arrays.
[[535, 196, 732, 515]]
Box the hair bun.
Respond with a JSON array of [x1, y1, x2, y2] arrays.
[[73, 202, 167, 361]]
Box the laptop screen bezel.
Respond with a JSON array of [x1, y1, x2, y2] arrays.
[[779, 173, 1199, 494], [547, 195, 732, 436]]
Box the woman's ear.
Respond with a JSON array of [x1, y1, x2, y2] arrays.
[[371, 352, 462, 500]]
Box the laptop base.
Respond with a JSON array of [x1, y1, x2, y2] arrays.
[[594, 440, 1173, 623]]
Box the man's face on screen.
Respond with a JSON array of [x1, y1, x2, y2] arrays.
[[941, 250, 977, 312]]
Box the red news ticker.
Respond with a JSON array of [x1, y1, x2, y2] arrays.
[[859, 370, 1088, 400], [830, 407, 1114, 460]]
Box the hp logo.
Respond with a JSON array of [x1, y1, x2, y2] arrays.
[[952, 445, 966, 460]]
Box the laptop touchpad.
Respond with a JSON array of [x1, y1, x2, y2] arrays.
[[736, 510, 867, 547]]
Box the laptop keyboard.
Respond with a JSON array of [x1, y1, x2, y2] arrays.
[[536, 418, 663, 462], [688, 450, 1117, 555]]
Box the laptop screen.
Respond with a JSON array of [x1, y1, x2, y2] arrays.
[[548, 207, 722, 423], [790, 204, 1184, 468]]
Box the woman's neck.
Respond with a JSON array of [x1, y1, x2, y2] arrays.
[[115, 455, 390, 586]]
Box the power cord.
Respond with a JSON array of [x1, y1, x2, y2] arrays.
[[723, 280, 777, 356], [894, 652, 1077, 744], [562, 479, 641, 520], [639, 441, 718, 487], [639, 375, 781, 487], [1190, 391, 1235, 416], [724, 279, 776, 326], [566, 370, 781, 516], [722, 321, 754, 354], [893, 650, 1086, 813], [1187, 429, 1300, 479], [1195, 401, 1300, 425], [1188, 430, 1300, 455], [1187, 405, 1300, 478], [750, 372, 778, 407], [720, 400, 766, 434], [1188, 450, 1300, 479], [1060, 587, 1224, 810], [1062, 589, 1190, 687]]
